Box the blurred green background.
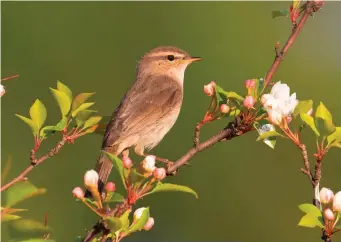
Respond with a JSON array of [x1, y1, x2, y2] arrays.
[[1, 2, 341, 242]]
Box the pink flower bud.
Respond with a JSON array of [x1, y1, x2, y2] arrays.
[[320, 187, 334, 205], [333, 191, 341, 212], [122, 156, 133, 169], [84, 169, 99, 188], [0, 84, 5, 97], [243, 96, 255, 109], [133, 207, 146, 221], [220, 104, 230, 114], [245, 79, 256, 89], [203, 81, 215, 96], [72, 187, 84, 199], [142, 155, 156, 173], [143, 217, 155, 231], [324, 208, 335, 221], [153, 168, 166, 180], [105, 182, 116, 192]]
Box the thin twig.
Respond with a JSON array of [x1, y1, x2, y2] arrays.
[[298, 144, 314, 184], [264, 1, 316, 86], [0, 138, 67, 192], [1, 74, 19, 82]]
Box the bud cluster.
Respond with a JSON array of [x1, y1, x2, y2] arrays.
[[319, 187, 341, 234]]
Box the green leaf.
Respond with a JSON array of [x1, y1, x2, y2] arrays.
[[298, 214, 324, 228], [227, 91, 244, 102], [298, 204, 322, 216], [327, 127, 341, 146], [129, 168, 147, 188], [272, 10, 290, 19], [105, 193, 125, 204], [120, 210, 131, 231], [72, 93, 95, 111], [143, 182, 198, 199], [102, 152, 126, 189], [82, 124, 100, 134], [10, 219, 52, 233], [1, 214, 22, 222], [39, 117, 68, 138], [57, 81, 73, 101], [297, 203, 324, 228], [300, 113, 320, 136], [315, 102, 336, 136], [256, 131, 285, 141], [6, 182, 47, 208], [75, 110, 97, 127], [1, 207, 27, 214], [214, 85, 228, 106], [105, 217, 122, 233], [229, 109, 241, 118], [126, 207, 150, 234], [256, 78, 265, 97], [330, 142, 341, 149], [54, 117, 68, 131], [72, 102, 95, 118], [293, 100, 313, 117], [29, 99, 47, 130], [15, 115, 38, 136], [83, 116, 102, 130], [50, 88, 71, 116]]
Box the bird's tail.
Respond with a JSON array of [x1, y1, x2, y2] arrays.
[[85, 148, 114, 197]]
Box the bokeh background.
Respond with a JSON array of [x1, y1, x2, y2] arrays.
[[1, 2, 341, 242]]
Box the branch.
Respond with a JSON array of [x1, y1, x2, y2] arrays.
[[167, 116, 251, 174], [0, 137, 67, 192], [298, 144, 314, 185], [168, 2, 318, 174], [82, 1, 322, 241], [265, 1, 317, 86]]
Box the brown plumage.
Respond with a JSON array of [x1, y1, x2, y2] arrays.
[[93, 46, 201, 191]]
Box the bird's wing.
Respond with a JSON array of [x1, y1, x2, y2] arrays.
[[102, 74, 183, 148]]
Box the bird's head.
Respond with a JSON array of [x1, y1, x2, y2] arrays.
[[137, 46, 202, 84]]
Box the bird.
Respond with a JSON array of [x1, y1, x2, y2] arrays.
[[94, 46, 201, 192]]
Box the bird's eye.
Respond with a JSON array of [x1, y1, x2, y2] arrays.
[[167, 55, 175, 61]]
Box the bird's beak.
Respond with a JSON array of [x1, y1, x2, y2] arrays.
[[181, 56, 202, 64], [188, 57, 202, 63]]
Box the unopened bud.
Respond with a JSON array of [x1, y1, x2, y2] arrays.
[[122, 156, 133, 169], [143, 217, 155, 231], [203, 81, 216, 96], [72, 187, 84, 199], [324, 208, 335, 221], [220, 104, 230, 114], [333, 191, 341, 212], [133, 207, 146, 221], [320, 187, 334, 205], [84, 169, 99, 188], [245, 79, 256, 89], [0, 84, 5, 97], [243, 96, 255, 109], [105, 182, 116, 192], [142, 155, 156, 173], [153, 168, 166, 180]]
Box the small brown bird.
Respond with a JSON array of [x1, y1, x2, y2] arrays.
[[95, 46, 201, 190]]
